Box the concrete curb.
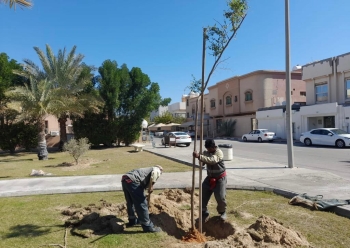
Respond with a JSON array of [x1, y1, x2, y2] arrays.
[[143, 148, 350, 219]]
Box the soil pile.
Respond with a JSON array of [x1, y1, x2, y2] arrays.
[[60, 189, 312, 247]]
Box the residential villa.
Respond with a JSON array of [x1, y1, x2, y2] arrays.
[[182, 69, 306, 137], [257, 52, 350, 139]]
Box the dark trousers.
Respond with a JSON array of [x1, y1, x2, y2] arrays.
[[121, 179, 151, 226], [202, 176, 227, 214]]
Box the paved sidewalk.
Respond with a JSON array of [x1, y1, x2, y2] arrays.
[[1, 140, 350, 218]]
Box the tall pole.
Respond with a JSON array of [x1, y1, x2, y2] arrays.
[[198, 27, 206, 233], [285, 0, 294, 168]]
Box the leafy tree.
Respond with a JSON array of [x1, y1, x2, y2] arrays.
[[0, 53, 26, 126], [63, 137, 91, 165], [98, 60, 120, 120], [0, 108, 37, 153], [188, 0, 248, 230], [185, 74, 202, 94], [160, 97, 171, 107], [73, 112, 118, 147], [117, 65, 162, 145], [153, 111, 173, 124], [16, 45, 102, 146], [0, 0, 32, 9], [173, 115, 186, 124], [203, 0, 248, 91]]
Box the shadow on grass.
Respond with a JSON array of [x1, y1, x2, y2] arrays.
[[0, 158, 35, 163], [45, 162, 74, 168], [4, 224, 63, 238], [127, 151, 141, 153], [0, 176, 10, 178]]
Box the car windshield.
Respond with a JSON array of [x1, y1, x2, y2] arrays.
[[173, 132, 187, 136], [260, 130, 269, 133], [331, 129, 349, 135]]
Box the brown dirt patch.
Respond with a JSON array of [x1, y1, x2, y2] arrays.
[[60, 189, 313, 247], [59, 158, 101, 171]]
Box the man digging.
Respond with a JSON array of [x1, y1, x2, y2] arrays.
[[121, 165, 163, 232]]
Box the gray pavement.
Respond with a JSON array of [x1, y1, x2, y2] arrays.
[[1, 139, 350, 218]]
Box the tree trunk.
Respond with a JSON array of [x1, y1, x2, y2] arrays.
[[58, 114, 67, 151], [37, 120, 48, 160]]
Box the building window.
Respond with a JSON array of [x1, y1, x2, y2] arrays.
[[315, 83, 328, 102], [234, 96, 237, 102], [219, 99, 222, 105], [245, 91, 253, 101], [192, 105, 195, 115], [187, 112, 190, 118], [300, 91, 306, 96], [346, 79, 350, 99], [226, 96, 232, 105], [210, 99, 216, 108], [186, 99, 189, 106]]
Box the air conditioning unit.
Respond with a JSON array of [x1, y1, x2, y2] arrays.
[[50, 131, 60, 136]]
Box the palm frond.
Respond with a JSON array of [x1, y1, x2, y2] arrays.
[[1, 0, 32, 9]]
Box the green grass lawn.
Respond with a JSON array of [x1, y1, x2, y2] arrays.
[[1, 148, 350, 247], [0, 147, 192, 179], [0, 190, 350, 248]]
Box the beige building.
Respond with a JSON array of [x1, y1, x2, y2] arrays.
[[257, 52, 350, 139], [185, 70, 306, 137], [180, 92, 211, 136], [44, 115, 73, 147], [303, 52, 350, 106]]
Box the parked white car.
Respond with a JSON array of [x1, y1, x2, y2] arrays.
[[299, 128, 350, 148], [241, 129, 276, 142], [161, 132, 192, 147]]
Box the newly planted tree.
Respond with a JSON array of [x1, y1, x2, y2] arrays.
[[187, 0, 248, 233]]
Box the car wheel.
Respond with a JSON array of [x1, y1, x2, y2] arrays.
[[258, 137, 262, 143], [243, 137, 247, 142], [335, 139, 345, 148], [304, 138, 312, 146], [186, 143, 190, 147]]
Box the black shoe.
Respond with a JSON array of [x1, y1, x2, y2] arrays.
[[126, 218, 139, 227], [219, 212, 227, 221], [142, 223, 162, 233]]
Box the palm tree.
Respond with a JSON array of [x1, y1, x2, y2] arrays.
[[6, 78, 57, 160], [1, 0, 32, 9], [18, 44, 102, 146]]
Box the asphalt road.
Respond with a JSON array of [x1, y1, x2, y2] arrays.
[[152, 136, 350, 180], [213, 139, 350, 180]]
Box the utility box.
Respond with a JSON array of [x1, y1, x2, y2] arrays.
[[218, 144, 233, 161]]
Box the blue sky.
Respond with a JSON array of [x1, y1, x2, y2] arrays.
[[1, 0, 350, 104]]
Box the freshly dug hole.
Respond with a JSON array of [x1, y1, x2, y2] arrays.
[[59, 189, 312, 247]]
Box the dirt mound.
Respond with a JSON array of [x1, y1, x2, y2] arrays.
[[61, 200, 127, 238], [59, 189, 312, 247], [247, 215, 310, 247]]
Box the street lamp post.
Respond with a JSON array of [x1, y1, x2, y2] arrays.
[[285, 0, 294, 168]]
